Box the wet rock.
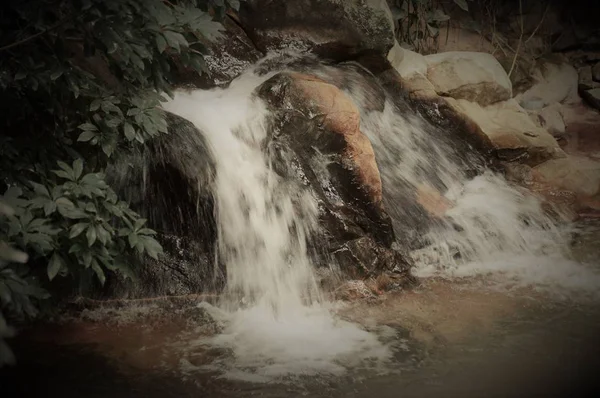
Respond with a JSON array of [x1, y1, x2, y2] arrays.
[[238, 0, 395, 60], [593, 63, 600, 82], [424, 52, 512, 106], [332, 237, 414, 281], [258, 71, 399, 257], [444, 98, 564, 166], [581, 88, 600, 111], [578, 65, 600, 91], [105, 113, 221, 298], [534, 155, 600, 197], [175, 16, 262, 89], [104, 235, 220, 299]]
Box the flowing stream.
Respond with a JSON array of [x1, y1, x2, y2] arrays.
[[159, 58, 600, 380]]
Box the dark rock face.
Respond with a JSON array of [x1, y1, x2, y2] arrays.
[[257, 70, 415, 281], [105, 235, 220, 299], [238, 0, 395, 61], [175, 16, 263, 89], [105, 113, 221, 298], [581, 88, 600, 111], [332, 237, 413, 282]]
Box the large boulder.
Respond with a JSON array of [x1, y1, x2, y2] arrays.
[[534, 155, 600, 197], [516, 62, 579, 110], [239, 0, 395, 60], [105, 114, 220, 298], [258, 71, 414, 279], [387, 41, 436, 98], [444, 98, 565, 165], [424, 51, 513, 106]]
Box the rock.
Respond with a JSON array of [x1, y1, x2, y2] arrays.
[[593, 63, 600, 83], [578, 65, 600, 91], [387, 41, 428, 77], [239, 0, 395, 60], [175, 17, 262, 89], [104, 235, 219, 299], [533, 155, 600, 197], [424, 51, 512, 106], [332, 237, 414, 281], [581, 88, 600, 111], [531, 103, 567, 138], [445, 98, 565, 165], [105, 113, 221, 298], [515, 62, 579, 109], [258, 71, 403, 262], [560, 103, 600, 155], [386, 41, 436, 98], [415, 184, 452, 218]]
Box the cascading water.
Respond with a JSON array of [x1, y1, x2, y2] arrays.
[[162, 67, 389, 380], [161, 56, 600, 380]]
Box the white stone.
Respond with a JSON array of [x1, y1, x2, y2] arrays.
[[425, 51, 512, 105], [446, 98, 564, 162], [534, 156, 600, 197], [515, 62, 579, 109]]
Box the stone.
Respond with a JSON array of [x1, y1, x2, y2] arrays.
[[175, 17, 262, 89], [578, 65, 600, 91], [533, 156, 600, 197], [515, 62, 580, 109], [387, 41, 436, 98], [445, 98, 565, 165], [415, 184, 452, 218], [258, 71, 399, 257], [581, 88, 600, 111], [532, 103, 567, 138], [238, 0, 395, 60], [424, 51, 512, 106], [593, 63, 600, 83], [332, 237, 414, 281]]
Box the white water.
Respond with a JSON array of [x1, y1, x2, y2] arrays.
[[161, 58, 600, 380], [355, 96, 600, 296], [163, 69, 390, 380]]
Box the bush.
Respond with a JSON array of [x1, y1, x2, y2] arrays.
[[0, 0, 240, 360]]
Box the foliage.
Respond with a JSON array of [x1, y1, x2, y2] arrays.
[[0, 0, 238, 337], [390, 0, 474, 53]]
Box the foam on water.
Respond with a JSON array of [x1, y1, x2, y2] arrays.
[[162, 57, 600, 380], [162, 66, 390, 380], [354, 93, 600, 296]]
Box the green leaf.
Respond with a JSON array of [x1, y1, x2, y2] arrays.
[[431, 9, 450, 22], [29, 181, 50, 197], [78, 123, 97, 131], [134, 218, 146, 231], [123, 122, 136, 141], [427, 24, 439, 36], [128, 233, 139, 249], [50, 69, 64, 81], [43, 200, 56, 216], [156, 34, 167, 53], [95, 224, 111, 245], [163, 31, 187, 52], [69, 222, 89, 238], [47, 252, 64, 281], [73, 159, 83, 180], [86, 225, 97, 246], [453, 0, 469, 11], [56, 198, 87, 219], [91, 260, 106, 285], [90, 99, 102, 111]]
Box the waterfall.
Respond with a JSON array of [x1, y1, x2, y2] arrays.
[[161, 56, 600, 380], [162, 68, 389, 380]]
